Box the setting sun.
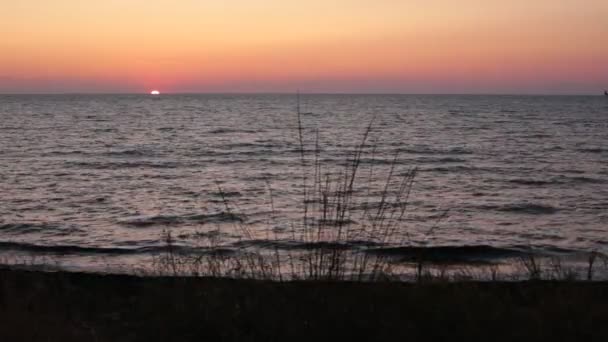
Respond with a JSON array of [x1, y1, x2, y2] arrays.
[[150, 90, 160, 95]]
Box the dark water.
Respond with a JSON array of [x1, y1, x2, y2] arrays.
[[1, 94, 607, 273]]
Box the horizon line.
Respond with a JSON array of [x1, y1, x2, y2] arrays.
[[0, 91, 604, 96]]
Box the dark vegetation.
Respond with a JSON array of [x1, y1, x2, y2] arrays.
[[2, 268, 608, 341], [148, 103, 437, 281]]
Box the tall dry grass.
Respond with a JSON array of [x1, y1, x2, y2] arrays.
[[152, 96, 420, 281], [150, 96, 608, 282]]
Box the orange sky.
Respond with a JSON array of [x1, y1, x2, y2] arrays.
[[1, 0, 607, 94]]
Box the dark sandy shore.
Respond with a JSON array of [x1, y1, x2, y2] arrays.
[[1, 268, 607, 341]]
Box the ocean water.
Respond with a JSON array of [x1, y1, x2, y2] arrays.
[[1, 94, 607, 274]]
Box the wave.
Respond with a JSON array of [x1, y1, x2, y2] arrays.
[[565, 176, 606, 185], [0, 241, 146, 255], [118, 212, 245, 227], [372, 156, 467, 165], [507, 179, 555, 186], [225, 141, 297, 150], [433, 157, 467, 163], [479, 203, 559, 215], [448, 109, 469, 114], [211, 190, 242, 198], [0, 241, 233, 256], [44, 150, 87, 156], [94, 128, 117, 133], [397, 146, 474, 155], [577, 148, 607, 154], [231, 239, 383, 250], [208, 128, 257, 134], [526, 133, 552, 139], [508, 176, 605, 186], [0, 223, 83, 236], [65, 161, 181, 169], [104, 149, 154, 157], [0, 239, 585, 263], [423, 165, 481, 173], [1, 223, 52, 234], [365, 245, 575, 263]]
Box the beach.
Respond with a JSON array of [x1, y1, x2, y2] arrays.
[[2, 268, 607, 341]]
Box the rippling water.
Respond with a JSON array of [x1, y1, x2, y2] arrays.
[[1, 94, 607, 273]]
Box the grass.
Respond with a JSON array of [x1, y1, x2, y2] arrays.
[[145, 100, 607, 282], [2, 268, 608, 341], [147, 98, 427, 281]]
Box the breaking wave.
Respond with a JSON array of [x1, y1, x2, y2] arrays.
[[507, 176, 605, 186], [0, 223, 83, 236], [365, 245, 575, 263], [0, 241, 233, 256], [118, 212, 245, 227], [478, 203, 559, 215]]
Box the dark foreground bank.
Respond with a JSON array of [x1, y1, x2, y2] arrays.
[[1, 269, 607, 341]]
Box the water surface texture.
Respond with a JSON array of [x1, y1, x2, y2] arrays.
[[1, 94, 607, 271]]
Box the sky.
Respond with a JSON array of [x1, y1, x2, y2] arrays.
[[1, 0, 607, 94]]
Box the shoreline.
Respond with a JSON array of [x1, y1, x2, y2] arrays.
[[2, 268, 607, 341], [1, 245, 606, 282]]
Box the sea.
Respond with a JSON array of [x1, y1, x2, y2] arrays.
[[1, 94, 607, 277]]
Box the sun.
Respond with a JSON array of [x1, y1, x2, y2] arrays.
[[150, 90, 160, 95]]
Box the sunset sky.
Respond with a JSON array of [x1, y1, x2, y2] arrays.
[[1, 0, 607, 94]]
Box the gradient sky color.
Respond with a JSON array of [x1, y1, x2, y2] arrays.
[[1, 0, 607, 94]]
